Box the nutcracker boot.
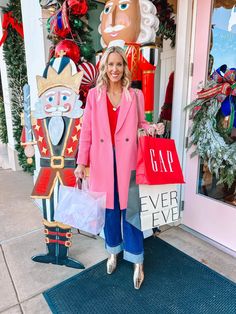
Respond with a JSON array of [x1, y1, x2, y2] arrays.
[[32, 221, 85, 269], [133, 263, 144, 289], [57, 225, 85, 269]]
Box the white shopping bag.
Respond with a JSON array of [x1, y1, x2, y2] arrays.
[[54, 179, 106, 235], [139, 184, 180, 231]]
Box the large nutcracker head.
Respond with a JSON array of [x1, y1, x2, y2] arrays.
[[99, 0, 159, 47], [35, 57, 83, 119]]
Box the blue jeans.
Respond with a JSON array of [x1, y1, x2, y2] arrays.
[[103, 154, 144, 264]]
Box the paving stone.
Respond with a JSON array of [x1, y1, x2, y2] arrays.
[[0, 305, 22, 314], [0, 248, 18, 312], [0, 169, 42, 242], [2, 229, 107, 302], [21, 294, 51, 314]]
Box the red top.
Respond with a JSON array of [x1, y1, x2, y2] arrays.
[[107, 95, 119, 146]]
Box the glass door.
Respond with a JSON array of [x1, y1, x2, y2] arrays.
[[198, 2, 236, 206], [183, 0, 236, 253]]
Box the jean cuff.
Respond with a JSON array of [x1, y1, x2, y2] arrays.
[[123, 250, 144, 263], [106, 243, 123, 254]]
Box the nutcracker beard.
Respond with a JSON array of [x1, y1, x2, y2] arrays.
[[48, 116, 65, 146]]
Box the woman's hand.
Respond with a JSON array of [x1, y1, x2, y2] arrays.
[[74, 164, 86, 180], [148, 123, 165, 136]]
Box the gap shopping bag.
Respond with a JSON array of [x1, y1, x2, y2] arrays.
[[54, 180, 106, 235], [126, 170, 180, 231], [136, 136, 185, 185], [138, 184, 180, 231]]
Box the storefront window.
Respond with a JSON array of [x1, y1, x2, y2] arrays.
[[198, 1, 236, 206]]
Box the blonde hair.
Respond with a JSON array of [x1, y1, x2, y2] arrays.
[[96, 46, 131, 95]]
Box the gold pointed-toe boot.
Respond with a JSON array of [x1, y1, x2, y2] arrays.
[[106, 254, 117, 274], [133, 263, 144, 289]]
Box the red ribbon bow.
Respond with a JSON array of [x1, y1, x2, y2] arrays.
[[0, 11, 24, 47], [197, 67, 236, 101]]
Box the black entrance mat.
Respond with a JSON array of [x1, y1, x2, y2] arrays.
[[43, 237, 236, 314]]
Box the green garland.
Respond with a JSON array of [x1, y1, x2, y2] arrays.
[[2, 0, 35, 173], [0, 97, 8, 144], [187, 82, 236, 188]]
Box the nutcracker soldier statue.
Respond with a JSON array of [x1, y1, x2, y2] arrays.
[[21, 56, 85, 269], [98, 0, 159, 121]]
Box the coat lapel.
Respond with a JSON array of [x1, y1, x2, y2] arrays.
[[97, 87, 111, 139], [115, 89, 132, 134]]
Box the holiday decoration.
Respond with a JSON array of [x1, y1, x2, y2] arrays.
[[21, 56, 85, 268], [73, 18, 82, 29], [0, 11, 24, 46], [0, 97, 8, 144], [152, 0, 176, 48], [187, 64, 236, 188], [67, 0, 88, 15], [55, 39, 80, 63], [40, 0, 59, 11], [49, 1, 71, 38], [78, 61, 98, 104], [40, 0, 97, 107], [78, 61, 98, 87], [1, 0, 34, 173], [41, 0, 96, 63], [99, 0, 159, 121]]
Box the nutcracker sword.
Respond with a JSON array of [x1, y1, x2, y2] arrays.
[[23, 84, 33, 143]]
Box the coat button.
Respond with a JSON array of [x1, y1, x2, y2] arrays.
[[100, 139, 104, 142], [125, 138, 129, 142]]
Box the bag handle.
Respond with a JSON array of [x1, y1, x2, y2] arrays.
[[82, 177, 89, 191], [74, 178, 82, 189], [134, 88, 163, 138]]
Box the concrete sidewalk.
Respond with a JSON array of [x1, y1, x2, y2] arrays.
[[0, 168, 236, 313]]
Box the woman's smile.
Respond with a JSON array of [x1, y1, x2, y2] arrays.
[[106, 52, 124, 83]]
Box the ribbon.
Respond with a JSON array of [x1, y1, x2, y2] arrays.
[[197, 82, 231, 99], [197, 65, 236, 100], [0, 12, 24, 47], [196, 65, 236, 128], [198, 64, 236, 127]]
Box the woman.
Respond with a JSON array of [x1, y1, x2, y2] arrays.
[[75, 46, 164, 289]]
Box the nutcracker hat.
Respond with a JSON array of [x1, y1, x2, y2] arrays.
[[36, 56, 83, 96]]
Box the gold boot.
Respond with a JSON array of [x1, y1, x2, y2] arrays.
[[133, 263, 144, 289], [106, 254, 117, 274]]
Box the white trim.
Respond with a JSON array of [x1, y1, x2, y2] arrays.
[[170, 0, 194, 209], [171, 0, 193, 155]]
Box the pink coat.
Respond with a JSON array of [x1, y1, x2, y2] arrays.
[[77, 86, 149, 209]]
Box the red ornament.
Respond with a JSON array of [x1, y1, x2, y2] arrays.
[[67, 0, 88, 16], [78, 62, 98, 87], [55, 39, 81, 64]]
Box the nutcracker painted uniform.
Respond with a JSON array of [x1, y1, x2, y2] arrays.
[[98, 0, 159, 121], [21, 57, 85, 269]]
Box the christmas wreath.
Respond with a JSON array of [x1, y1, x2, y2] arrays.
[[152, 0, 176, 48], [187, 64, 236, 188]]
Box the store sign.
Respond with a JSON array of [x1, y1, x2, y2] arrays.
[[139, 184, 180, 231]]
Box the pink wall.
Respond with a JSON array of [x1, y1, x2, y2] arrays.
[[183, 0, 236, 252]]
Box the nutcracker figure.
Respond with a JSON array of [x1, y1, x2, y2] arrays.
[[21, 56, 85, 269], [98, 0, 159, 121]]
